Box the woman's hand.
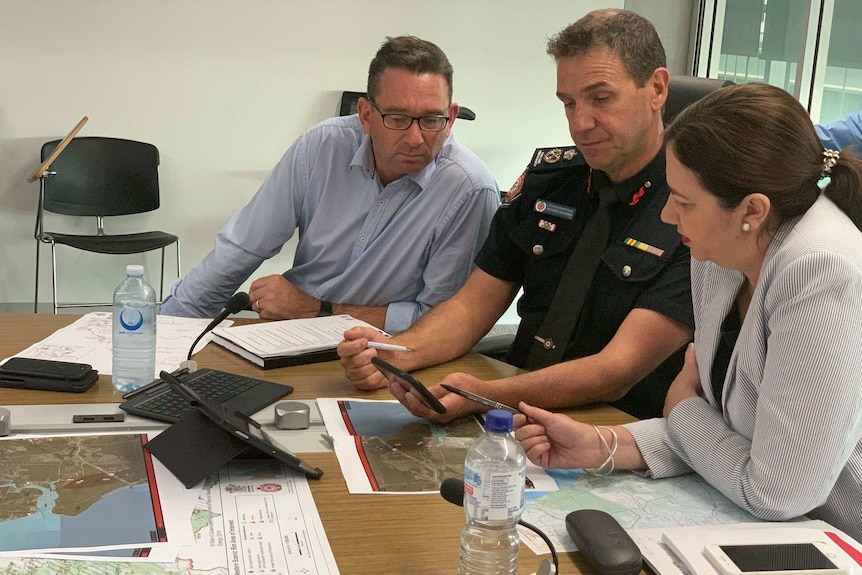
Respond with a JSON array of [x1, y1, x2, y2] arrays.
[[663, 342, 702, 417], [514, 403, 598, 469]]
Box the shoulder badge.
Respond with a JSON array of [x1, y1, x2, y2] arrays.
[[528, 145, 584, 171], [503, 171, 526, 204]]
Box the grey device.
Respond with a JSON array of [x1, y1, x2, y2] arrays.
[[274, 401, 310, 430], [566, 509, 642, 575], [0, 407, 10, 436]]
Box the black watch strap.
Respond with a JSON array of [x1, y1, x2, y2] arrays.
[[317, 300, 333, 317]]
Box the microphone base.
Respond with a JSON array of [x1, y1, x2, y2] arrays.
[[177, 360, 197, 372]]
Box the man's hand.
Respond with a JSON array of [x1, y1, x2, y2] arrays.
[[663, 342, 702, 417], [249, 275, 319, 320], [387, 372, 481, 423], [338, 327, 394, 390]]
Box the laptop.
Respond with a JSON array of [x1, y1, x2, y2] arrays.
[[119, 367, 292, 424]]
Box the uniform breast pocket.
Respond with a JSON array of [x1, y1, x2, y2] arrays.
[[509, 212, 580, 263], [601, 241, 670, 284]]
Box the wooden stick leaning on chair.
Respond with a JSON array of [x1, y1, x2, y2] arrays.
[[26, 116, 88, 183]]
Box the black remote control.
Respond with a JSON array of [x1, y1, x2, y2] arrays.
[[565, 509, 643, 575]]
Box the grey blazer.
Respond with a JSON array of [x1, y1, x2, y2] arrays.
[[627, 194, 862, 541]]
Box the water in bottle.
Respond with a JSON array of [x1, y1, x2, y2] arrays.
[[112, 264, 157, 393], [458, 409, 527, 575]]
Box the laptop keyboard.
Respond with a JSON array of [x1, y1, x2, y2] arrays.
[[122, 369, 267, 422]]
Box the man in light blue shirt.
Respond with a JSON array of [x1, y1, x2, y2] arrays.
[[816, 110, 862, 151], [160, 36, 499, 333]]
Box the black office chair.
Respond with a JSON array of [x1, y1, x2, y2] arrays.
[[663, 76, 735, 125], [34, 137, 181, 313]]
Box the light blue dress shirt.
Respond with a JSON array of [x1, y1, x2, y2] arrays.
[[815, 110, 862, 151], [160, 115, 499, 333]]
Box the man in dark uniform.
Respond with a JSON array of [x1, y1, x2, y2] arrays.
[[338, 8, 694, 421]]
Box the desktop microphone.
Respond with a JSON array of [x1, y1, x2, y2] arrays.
[[439, 477, 558, 575], [180, 291, 251, 371]]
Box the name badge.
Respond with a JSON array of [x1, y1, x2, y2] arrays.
[[534, 199, 575, 220]]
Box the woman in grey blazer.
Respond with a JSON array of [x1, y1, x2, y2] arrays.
[[515, 83, 862, 541]]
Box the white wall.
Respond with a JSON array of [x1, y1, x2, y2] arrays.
[[0, 0, 624, 312]]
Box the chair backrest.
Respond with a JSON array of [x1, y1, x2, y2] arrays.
[[40, 137, 161, 217], [663, 76, 735, 125]]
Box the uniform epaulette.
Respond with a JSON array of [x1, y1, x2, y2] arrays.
[[527, 146, 585, 172], [502, 145, 586, 205]]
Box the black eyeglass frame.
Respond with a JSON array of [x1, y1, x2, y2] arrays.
[[367, 98, 451, 132]]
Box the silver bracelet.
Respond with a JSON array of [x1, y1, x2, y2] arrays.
[[584, 425, 618, 476]]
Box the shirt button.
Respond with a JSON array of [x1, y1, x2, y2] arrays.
[[379, 200, 385, 205], [360, 237, 367, 243], [622, 265, 632, 277], [532, 245, 544, 256]]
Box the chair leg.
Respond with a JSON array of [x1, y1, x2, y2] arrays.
[[50, 242, 59, 314], [175, 239, 181, 280], [34, 240, 41, 313], [159, 247, 166, 302]]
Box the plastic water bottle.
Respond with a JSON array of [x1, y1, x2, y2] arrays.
[[458, 409, 526, 575], [112, 264, 157, 393]]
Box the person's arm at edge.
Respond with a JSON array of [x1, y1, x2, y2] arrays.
[[815, 110, 862, 151]]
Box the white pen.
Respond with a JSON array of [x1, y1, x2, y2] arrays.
[[367, 341, 415, 352]]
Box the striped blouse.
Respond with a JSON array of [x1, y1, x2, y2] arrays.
[[626, 194, 862, 541]]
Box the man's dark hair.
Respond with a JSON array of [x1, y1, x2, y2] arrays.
[[546, 9, 666, 86], [367, 36, 453, 102]]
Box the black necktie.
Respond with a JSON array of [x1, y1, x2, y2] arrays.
[[525, 185, 616, 370]]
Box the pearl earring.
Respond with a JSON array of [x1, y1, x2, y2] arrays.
[[742, 222, 751, 232]]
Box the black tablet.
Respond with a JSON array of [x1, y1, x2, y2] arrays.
[[371, 357, 447, 414], [160, 371, 323, 479]]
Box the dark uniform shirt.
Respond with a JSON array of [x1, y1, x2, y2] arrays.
[[475, 145, 694, 419]]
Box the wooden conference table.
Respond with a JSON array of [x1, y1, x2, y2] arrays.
[[0, 313, 638, 575]]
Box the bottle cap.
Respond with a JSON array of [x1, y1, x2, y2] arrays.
[[485, 409, 514, 433], [126, 264, 144, 276]]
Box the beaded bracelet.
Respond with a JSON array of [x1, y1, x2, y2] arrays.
[[584, 425, 618, 476]]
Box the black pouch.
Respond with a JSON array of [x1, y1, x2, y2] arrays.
[[0, 357, 98, 393]]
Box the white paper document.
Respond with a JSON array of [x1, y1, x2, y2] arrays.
[[211, 314, 380, 359], [318, 397, 556, 494], [0, 444, 338, 574], [175, 461, 339, 575], [3, 312, 232, 375]]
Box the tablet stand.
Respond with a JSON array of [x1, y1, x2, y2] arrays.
[[144, 409, 267, 488]]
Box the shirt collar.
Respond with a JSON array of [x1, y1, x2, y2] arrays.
[[591, 147, 666, 208], [349, 132, 446, 191]]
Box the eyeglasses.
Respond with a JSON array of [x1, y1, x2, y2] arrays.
[[368, 99, 450, 132]]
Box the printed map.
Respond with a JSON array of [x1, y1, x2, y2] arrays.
[[0, 434, 162, 552], [520, 468, 759, 553], [340, 400, 484, 492]]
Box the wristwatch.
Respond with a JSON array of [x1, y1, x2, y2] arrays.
[[317, 300, 333, 317]]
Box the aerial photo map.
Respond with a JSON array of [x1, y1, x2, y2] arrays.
[[0, 434, 164, 552]]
